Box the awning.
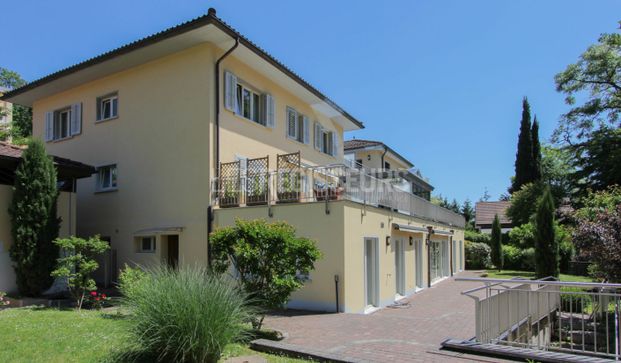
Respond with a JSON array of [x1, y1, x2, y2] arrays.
[[392, 223, 427, 233], [133, 226, 184, 236], [432, 230, 453, 236]]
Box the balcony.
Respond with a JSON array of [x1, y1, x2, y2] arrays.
[[211, 152, 465, 228]]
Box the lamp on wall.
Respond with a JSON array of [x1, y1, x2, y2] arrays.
[[385, 236, 391, 246], [409, 236, 413, 246], [367, 155, 371, 161]]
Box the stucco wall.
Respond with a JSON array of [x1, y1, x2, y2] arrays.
[[0, 185, 77, 294]]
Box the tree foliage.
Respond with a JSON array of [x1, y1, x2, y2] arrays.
[[512, 98, 535, 192], [9, 139, 60, 296], [51, 236, 109, 310], [210, 219, 321, 328], [461, 198, 474, 224], [507, 182, 546, 226], [554, 33, 621, 143], [541, 145, 576, 200], [531, 117, 542, 181], [535, 187, 559, 278], [0, 67, 32, 141], [490, 214, 503, 270], [571, 127, 621, 192]]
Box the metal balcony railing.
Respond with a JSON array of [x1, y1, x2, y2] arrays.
[[457, 277, 621, 360], [211, 163, 465, 228]]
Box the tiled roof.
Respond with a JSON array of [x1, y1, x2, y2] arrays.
[[475, 201, 512, 226], [343, 139, 383, 150], [0, 141, 95, 176]]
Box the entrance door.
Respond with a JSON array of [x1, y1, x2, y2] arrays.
[[415, 239, 424, 289], [395, 239, 405, 296], [364, 238, 379, 308], [167, 235, 179, 269]]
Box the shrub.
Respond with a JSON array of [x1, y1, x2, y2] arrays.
[[508, 223, 535, 248], [465, 241, 492, 269], [121, 265, 253, 363], [0, 291, 9, 307], [521, 247, 536, 271], [210, 219, 321, 329], [560, 287, 592, 313], [118, 264, 147, 297], [51, 235, 109, 310], [465, 230, 491, 244], [502, 245, 523, 270], [490, 214, 503, 270]]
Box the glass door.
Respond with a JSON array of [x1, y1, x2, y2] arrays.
[[415, 239, 423, 289], [430, 241, 442, 283], [365, 238, 378, 308], [395, 239, 405, 296]]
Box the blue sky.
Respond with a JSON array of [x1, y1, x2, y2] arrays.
[[2, 1, 619, 204]]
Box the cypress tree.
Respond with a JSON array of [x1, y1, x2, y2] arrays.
[[512, 97, 534, 192], [534, 187, 558, 278], [531, 116, 542, 182], [9, 139, 60, 296], [490, 214, 503, 271]]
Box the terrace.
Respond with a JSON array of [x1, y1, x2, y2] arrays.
[[211, 152, 465, 228]]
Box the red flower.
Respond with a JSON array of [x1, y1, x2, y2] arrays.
[[95, 297, 100, 301], [90, 291, 97, 297], [101, 294, 107, 299]]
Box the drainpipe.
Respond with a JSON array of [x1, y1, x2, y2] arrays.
[[214, 32, 240, 177], [427, 226, 433, 288], [380, 145, 388, 174]]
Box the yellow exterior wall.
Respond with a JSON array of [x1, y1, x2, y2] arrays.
[[0, 185, 77, 294], [349, 149, 410, 171], [218, 56, 343, 166]]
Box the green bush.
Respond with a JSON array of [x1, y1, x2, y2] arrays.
[[521, 247, 536, 271], [117, 264, 147, 297], [465, 230, 490, 244], [465, 241, 492, 269], [508, 223, 535, 248], [502, 245, 523, 270], [560, 287, 592, 313], [121, 265, 254, 363]]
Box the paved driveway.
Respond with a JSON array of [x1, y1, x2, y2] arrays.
[[263, 271, 507, 362]]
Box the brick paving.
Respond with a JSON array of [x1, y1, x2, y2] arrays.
[[262, 271, 508, 362]]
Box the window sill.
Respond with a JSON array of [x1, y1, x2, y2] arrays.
[[287, 136, 310, 146], [230, 110, 269, 129], [136, 251, 156, 254], [48, 135, 74, 143], [95, 115, 119, 124], [95, 187, 118, 194]]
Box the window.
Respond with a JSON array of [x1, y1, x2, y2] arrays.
[[54, 108, 71, 140], [138, 236, 156, 253], [236, 84, 263, 125], [384, 161, 391, 170], [97, 93, 118, 121], [97, 165, 117, 191], [356, 159, 363, 168], [314, 122, 337, 156], [286, 107, 310, 144]]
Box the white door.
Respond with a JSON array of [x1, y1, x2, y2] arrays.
[[364, 238, 379, 308], [395, 239, 405, 296], [415, 239, 424, 289]]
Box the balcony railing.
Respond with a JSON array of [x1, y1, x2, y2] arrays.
[[211, 162, 465, 228], [456, 277, 621, 361]]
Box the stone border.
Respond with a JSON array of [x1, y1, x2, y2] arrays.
[[250, 339, 368, 363]]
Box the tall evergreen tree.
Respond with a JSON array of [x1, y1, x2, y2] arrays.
[[490, 214, 503, 271], [531, 116, 542, 182], [534, 187, 559, 278], [512, 97, 534, 192], [9, 139, 60, 296], [461, 199, 474, 224]]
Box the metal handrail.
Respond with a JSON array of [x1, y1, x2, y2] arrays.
[[457, 277, 621, 289]]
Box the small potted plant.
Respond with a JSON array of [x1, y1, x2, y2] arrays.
[[277, 172, 300, 203], [220, 180, 239, 207], [314, 181, 343, 201], [247, 175, 268, 205]]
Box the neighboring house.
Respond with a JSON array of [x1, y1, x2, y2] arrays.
[[475, 201, 513, 234], [0, 142, 94, 294], [0, 87, 13, 138], [344, 139, 434, 201], [1, 9, 465, 313]]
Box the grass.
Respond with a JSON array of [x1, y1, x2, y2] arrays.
[[0, 307, 307, 363], [482, 269, 595, 283]]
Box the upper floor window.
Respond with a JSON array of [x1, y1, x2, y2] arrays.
[[97, 93, 118, 121], [286, 107, 310, 144], [314, 122, 338, 156], [224, 71, 274, 128], [96, 164, 117, 192], [384, 161, 391, 170], [45, 103, 82, 142]]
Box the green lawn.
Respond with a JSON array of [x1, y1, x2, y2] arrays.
[[482, 269, 595, 283], [0, 307, 307, 363]]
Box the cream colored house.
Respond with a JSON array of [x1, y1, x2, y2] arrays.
[[2, 9, 465, 313], [0, 142, 94, 294]]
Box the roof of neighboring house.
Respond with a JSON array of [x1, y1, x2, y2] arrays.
[[0, 141, 95, 179], [1, 8, 363, 131], [344, 139, 414, 168], [475, 201, 512, 226]]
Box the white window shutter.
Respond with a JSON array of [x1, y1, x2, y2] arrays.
[[331, 132, 338, 157], [263, 94, 275, 128], [224, 71, 237, 112], [287, 107, 297, 139], [314, 122, 322, 150], [45, 112, 53, 141], [70, 103, 82, 135], [302, 116, 310, 144]]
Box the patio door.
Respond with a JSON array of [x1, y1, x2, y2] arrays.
[[395, 239, 405, 296], [415, 239, 423, 289], [430, 241, 442, 283], [364, 238, 379, 308]]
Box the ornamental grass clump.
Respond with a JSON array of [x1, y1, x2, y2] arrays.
[[121, 265, 253, 363]]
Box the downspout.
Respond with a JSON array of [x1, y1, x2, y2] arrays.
[[381, 145, 388, 171], [209, 29, 239, 267], [427, 226, 433, 288]]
